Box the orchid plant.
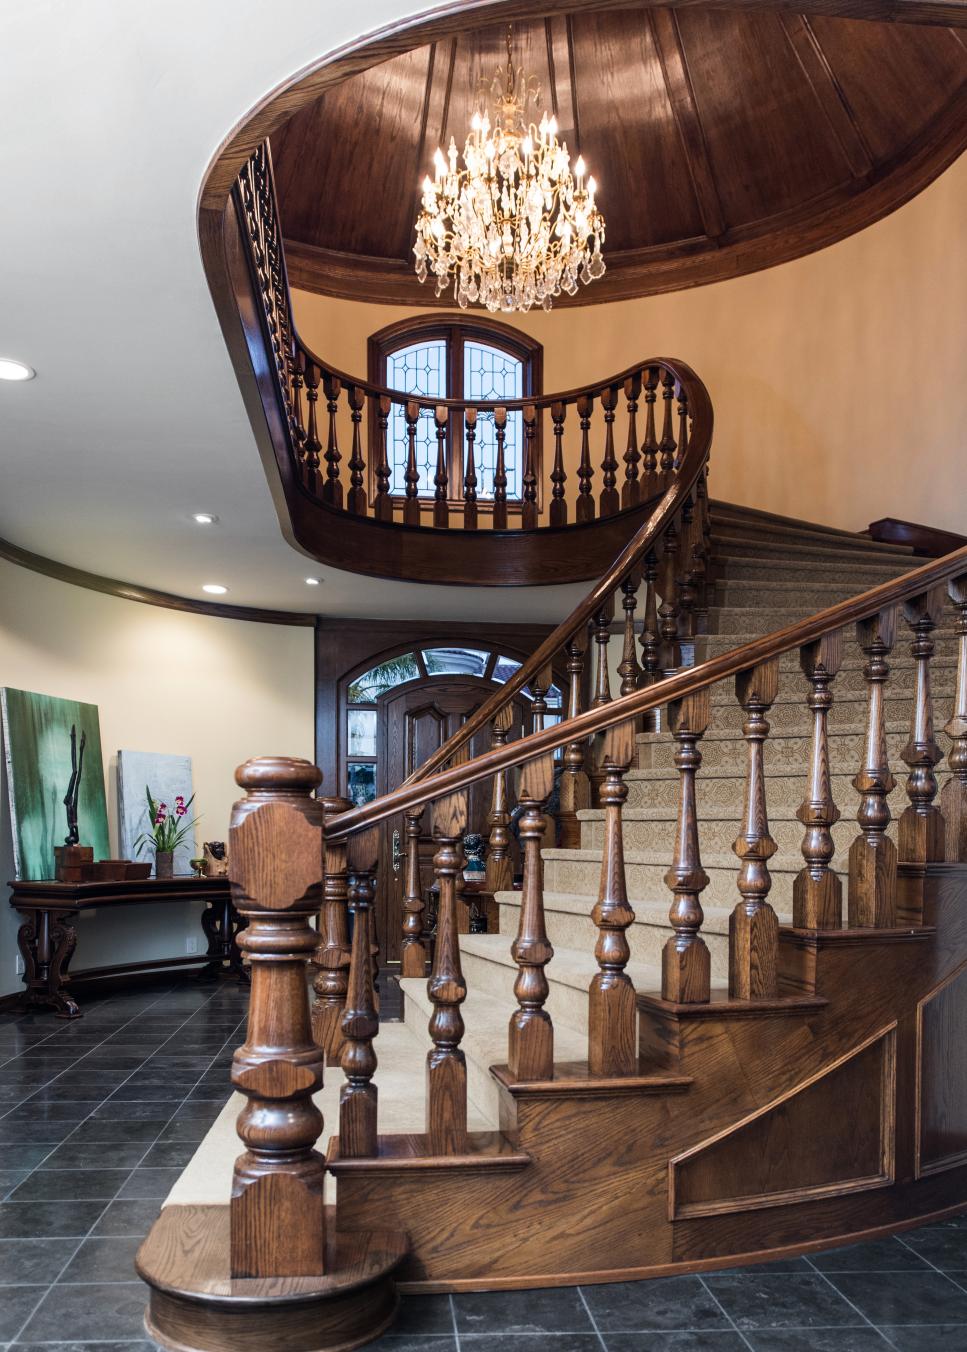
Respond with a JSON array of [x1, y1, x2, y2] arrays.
[[134, 788, 198, 857]]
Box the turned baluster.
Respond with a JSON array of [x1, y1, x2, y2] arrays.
[[676, 385, 689, 469], [793, 631, 844, 929], [485, 705, 515, 893], [403, 400, 421, 527], [346, 385, 367, 516], [522, 404, 538, 529], [622, 372, 642, 509], [677, 495, 700, 639], [433, 404, 449, 529], [508, 751, 556, 1080], [599, 384, 620, 517], [303, 360, 322, 493], [400, 806, 428, 978], [638, 550, 661, 732], [373, 395, 393, 522], [559, 630, 591, 850], [692, 468, 712, 631], [848, 609, 897, 927], [549, 401, 568, 527], [658, 368, 677, 477], [576, 394, 595, 523], [943, 577, 967, 860], [899, 589, 947, 862], [290, 346, 307, 471], [322, 373, 343, 508], [492, 406, 509, 530], [591, 599, 614, 708], [657, 521, 682, 677], [339, 828, 379, 1158], [229, 757, 326, 1277], [311, 794, 353, 1063], [730, 661, 780, 999], [641, 366, 659, 493], [426, 774, 469, 1153], [589, 720, 637, 1074], [618, 570, 642, 697], [463, 407, 478, 530], [662, 691, 712, 1003]]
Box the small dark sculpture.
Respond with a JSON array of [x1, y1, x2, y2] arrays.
[[62, 724, 87, 846]]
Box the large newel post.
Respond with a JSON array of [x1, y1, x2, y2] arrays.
[[229, 756, 327, 1278]]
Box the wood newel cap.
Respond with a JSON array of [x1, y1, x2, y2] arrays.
[[235, 757, 322, 795], [230, 757, 324, 912], [320, 794, 354, 818]]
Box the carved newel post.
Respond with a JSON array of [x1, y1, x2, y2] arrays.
[[229, 757, 327, 1278]]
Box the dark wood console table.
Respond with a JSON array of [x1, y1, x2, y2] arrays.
[[8, 876, 248, 1019]]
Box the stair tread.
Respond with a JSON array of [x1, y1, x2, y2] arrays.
[[493, 888, 791, 934], [542, 845, 840, 876]]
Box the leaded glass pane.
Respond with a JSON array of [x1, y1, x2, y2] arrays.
[[348, 653, 420, 703], [347, 709, 377, 757], [347, 762, 377, 807], [464, 341, 523, 499], [386, 340, 447, 496], [491, 655, 522, 684], [422, 647, 489, 677]]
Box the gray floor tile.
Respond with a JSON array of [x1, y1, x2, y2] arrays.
[[604, 1336, 750, 1351], [881, 1327, 967, 1349], [743, 1330, 892, 1350], [829, 1272, 967, 1326], [8, 1170, 130, 1202], [365, 1337, 456, 1352], [391, 1294, 454, 1336], [90, 1200, 161, 1238], [454, 1286, 593, 1334], [582, 1276, 731, 1333], [0, 1201, 106, 1240], [704, 1274, 860, 1330], [116, 1168, 182, 1200], [0, 1239, 71, 1286], [16, 1282, 148, 1342], [40, 1142, 146, 1170], [0, 1285, 45, 1340], [810, 1239, 932, 1272], [901, 1222, 967, 1272], [59, 1235, 143, 1284], [460, 1338, 601, 1351]]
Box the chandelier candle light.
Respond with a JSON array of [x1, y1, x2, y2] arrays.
[[414, 29, 605, 313]]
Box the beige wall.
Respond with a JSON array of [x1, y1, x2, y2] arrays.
[[293, 152, 967, 537], [0, 559, 314, 996]]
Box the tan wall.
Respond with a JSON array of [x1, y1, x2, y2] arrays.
[[0, 559, 314, 996], [293, 151, 967, 537]]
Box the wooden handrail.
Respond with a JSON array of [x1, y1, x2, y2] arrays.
[[328, 543, 967, 841]]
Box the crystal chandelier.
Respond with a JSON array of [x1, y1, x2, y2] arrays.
[[413, 29, 606, 313]]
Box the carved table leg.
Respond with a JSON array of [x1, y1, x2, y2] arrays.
[[17, 907, 81, 1018]]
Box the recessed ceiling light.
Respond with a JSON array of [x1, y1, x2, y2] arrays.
[[0, 358, 35, 382], [305, 577, 321, 586], [192, 512, 218, 525], [202, 583, 228, 595]]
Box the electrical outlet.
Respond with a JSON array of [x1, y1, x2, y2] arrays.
[[15, 954, 24, 975], [186, 937, 198, 954]]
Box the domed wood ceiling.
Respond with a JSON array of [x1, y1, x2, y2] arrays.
[[270, 6, 967, 305]]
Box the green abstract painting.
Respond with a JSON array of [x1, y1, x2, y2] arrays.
[[1, 687, 110, 880]]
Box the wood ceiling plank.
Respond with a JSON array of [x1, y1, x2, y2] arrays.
[[780, 15, 874, 179]]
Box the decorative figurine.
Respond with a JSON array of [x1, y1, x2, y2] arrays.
[[462, 832, 486, 883], [190, 857, 207, 879], [203, 841, 229, 877], [63, 723, 86, 845]]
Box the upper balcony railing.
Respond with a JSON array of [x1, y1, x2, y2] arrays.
[[232, 143, 713, 586]]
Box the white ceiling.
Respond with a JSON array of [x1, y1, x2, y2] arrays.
[[0, 0, 590, 625]]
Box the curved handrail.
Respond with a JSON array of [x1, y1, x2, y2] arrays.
[[328, 543, 967, 841], [398, 356, 712, 788]]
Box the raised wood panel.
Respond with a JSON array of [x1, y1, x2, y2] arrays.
[[669, 1026, 896, 1219], [917, 961, 967, 1176]]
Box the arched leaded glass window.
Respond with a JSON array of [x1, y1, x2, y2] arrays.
[[368, 316, 542, 511]]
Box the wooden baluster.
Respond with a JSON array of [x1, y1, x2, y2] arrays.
[[677, 495, 699, 639], [657, 521, 682, 677], [310, 794, 353, 1063], [559, 631, 591, 850], [403, 400, 421, 527], [693, 466, 712, 631], [373, 395, 393, 522], [676, 384, 689, 469], [658, 368, 677, 477], [599, 384, 619, 517], [493, 406, 509, 530], [339, 828, 379, 1158], [730, 661, 780, 999], [322, 373, 343, 508], [899, 589, 947, 862], [303, 360, 321, 494], [400, 806, 428, 978], [531, 664, 556, 849], [463, 407, 478, 530], [433, 404, 449, 529], [290, 346, 307, 473], [848, 609, 898, 927], [485, 706, 515, 893], [508, 750, 556, 1080], [662, 690, 712, 1004], [591, 598, 614, 708], [943, 576, 967, 860], [638, 549, 661, 733], [618, 570, 642, 697], [522, 404, 538, 530], [346, 385, 367, 516], [622, 372, 642, 509], [426, 765, 469, 1153], [589, 720, 637, 1075], [793, 631, 844, 929], [549, 401, 568, 527], [641, 366, 659, 494], [229, 757, 326, 1277], [576, 394, 595, 523]]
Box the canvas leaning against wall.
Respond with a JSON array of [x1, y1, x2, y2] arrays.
[[117, 750, 195, 876], [0, 687, 110, 880]]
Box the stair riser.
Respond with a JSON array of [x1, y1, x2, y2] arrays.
[[399, 984, 506, 1123], [705, 607, 962, 638], [579, 813, 895, 857], [710, 560, 914, 584], [713, 583, 878, 609], [461, 947, 600, 1037], [637, 727, 950, 772], [624, 770, 948, 811], [695, 632, 960, 659], [705, 668, 957, 704], [709, 535, 915, 564]]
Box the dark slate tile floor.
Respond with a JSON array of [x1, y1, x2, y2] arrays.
[[3, 979, 967, 1350]]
